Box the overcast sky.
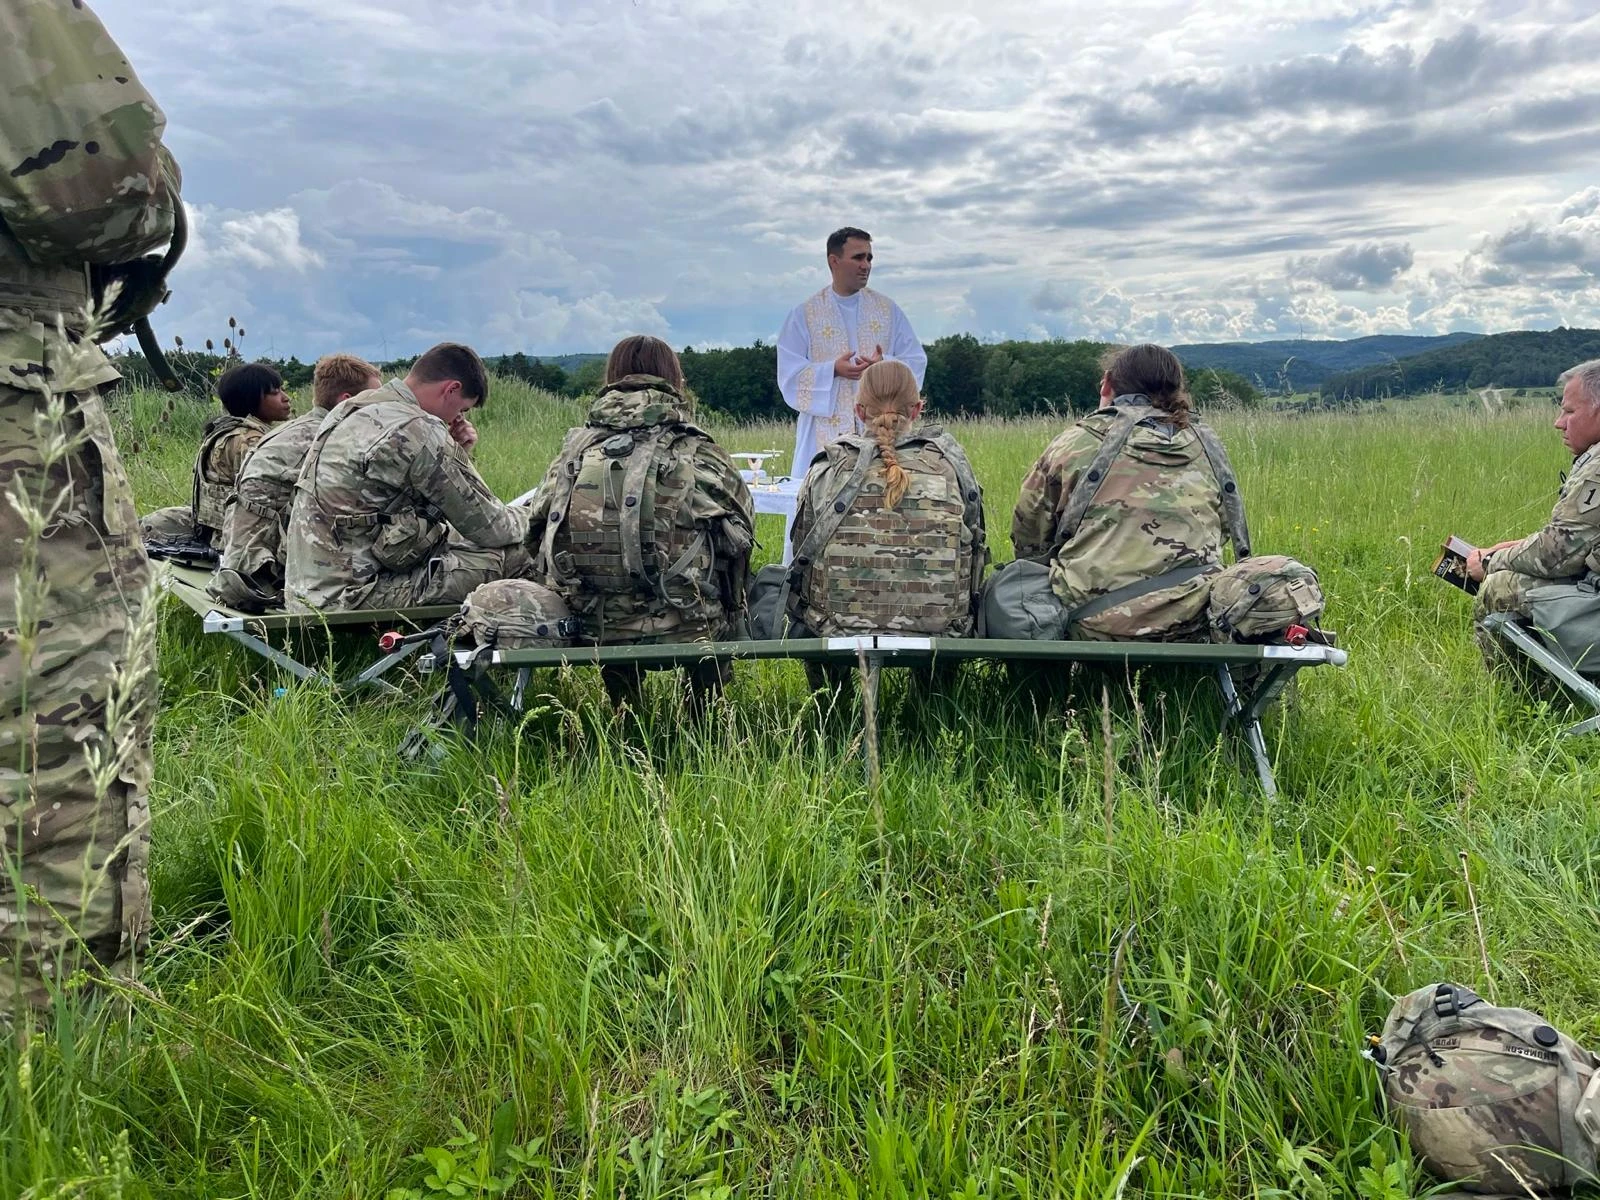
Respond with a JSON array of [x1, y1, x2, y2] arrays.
[[97, 0, 1600, 361]]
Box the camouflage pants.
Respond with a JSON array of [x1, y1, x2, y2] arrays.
[[363, 540, 537, 609], [1, 384, 154, 1014], [1473, 569, 1541, 670]]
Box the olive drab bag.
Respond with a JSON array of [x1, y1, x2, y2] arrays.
[[1207, 554, 1325, 643], [536, 420, 729, 636], [772, 431, 986, 639], [1371, 982, 1600, 1195]]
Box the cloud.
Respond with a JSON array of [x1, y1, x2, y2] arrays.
[[90, 0, 1600, 355], [1289, 241, 1415, 291], [185, 205, 323, 273]]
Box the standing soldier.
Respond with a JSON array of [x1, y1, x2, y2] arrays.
[[1, 0, 182, 1014]]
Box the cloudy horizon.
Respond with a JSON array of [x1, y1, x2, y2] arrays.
[[98, 0, 1600, 361]]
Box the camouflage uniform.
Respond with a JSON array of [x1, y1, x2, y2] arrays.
[[1011, 400, 1234, 640], [0, 0, 180, 1011], [139, 412, 271, 544], [1474, 445, 1600, 668], [285, 380, 533, 612], [210, 408, 324, 610], [525, 377, 753, 707]]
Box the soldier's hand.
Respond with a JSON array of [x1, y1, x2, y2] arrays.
[[1467, 548, 1488, 582], [450, 415, 479, 451], [833, 350, 865, 381]]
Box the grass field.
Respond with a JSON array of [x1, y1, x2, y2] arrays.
[[5, 380, 1599, 1199]]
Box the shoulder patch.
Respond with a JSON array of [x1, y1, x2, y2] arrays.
[[1580, 484, 1600, 514]]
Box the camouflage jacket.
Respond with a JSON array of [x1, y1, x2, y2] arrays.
[[1487, 445, 1600, 581], [211, 409, 324, 607], [1011, 401, 1230, 638], [285, 380, 528, 612], [525, 377, 754, 640], [0, 0, 181, 395]]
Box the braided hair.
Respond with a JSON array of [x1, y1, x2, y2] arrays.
[[856, 360, 921, 508]]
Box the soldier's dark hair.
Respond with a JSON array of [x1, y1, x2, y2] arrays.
[[312, 352, 380, 410], [604, 335, 685, 390], [216, 362, 284, 418], [410, 342, 489, 406], [827, 227, 872, 258], [1102, 343, 1191, 428]]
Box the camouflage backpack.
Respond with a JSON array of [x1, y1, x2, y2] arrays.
[[786, 430, 987, 638], [452, 580, 581, 651], [1207, 555, 1325, 643], [1371, 982, 1599, 1194], [535, 413, 730, 637]]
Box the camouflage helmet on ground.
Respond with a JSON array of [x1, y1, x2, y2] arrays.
[[1372, 982, 1599, 1195], [454, 580, 581, 650]]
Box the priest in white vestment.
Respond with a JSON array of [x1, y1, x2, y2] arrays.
[[776, 227, 927, 480]]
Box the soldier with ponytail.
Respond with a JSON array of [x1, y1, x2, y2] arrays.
[[785, 360, 989, 689]]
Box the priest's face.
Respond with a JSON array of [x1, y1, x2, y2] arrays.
[[828, 237, 873, 295]]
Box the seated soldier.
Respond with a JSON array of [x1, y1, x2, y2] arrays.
[[1468, 359, 1600, 672], [139, 361, 292, 547], [525, 335, 754, 712], [787, 358, 987, 689], [210, 353, 380, 610], [285, 342, 533, 612], [1010, 343, 1248, 641]]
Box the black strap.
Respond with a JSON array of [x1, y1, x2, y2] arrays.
[[776, 439, 880, 637], [1067, 562, 1213, 625]]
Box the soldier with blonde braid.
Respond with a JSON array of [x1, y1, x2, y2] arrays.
[[787, 359, 988, 689]]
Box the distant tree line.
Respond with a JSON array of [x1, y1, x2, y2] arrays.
[[1319, 328, 1600, 399], [112, 337, 1264, 417]]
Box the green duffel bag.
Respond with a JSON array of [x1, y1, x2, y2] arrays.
[[1207, 555, 1324, 642], [977, 559, 1071, 641], [1524, 577, 1600, 674]]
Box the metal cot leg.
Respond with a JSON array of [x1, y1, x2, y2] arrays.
[[226, 630, 332, 686], [1216, 664, 1278, 799], [1488, 615, 1600, 736]]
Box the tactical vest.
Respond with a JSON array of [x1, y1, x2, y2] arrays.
[[1050, 398, 1250, 626], [791, 430, 987, 637], [0, 226, 93, 314], [296, 389, 448, 571], [1373, 982, 1599, 1194], [536, 419, 725, 638], [191, 413, 253, 534]]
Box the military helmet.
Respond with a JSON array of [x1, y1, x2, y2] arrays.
[[1372, 982, 1599, 1195], [1207, 554, 1324, 642], [455, 580, 580, 650]]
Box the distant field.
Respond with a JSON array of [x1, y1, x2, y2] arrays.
[[6, 380, 1598, 1198]]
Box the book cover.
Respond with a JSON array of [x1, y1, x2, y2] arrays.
[[1433, 535, 1479, 595]]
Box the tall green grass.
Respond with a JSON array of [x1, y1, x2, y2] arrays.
[[4, 381, 1595, 1198]]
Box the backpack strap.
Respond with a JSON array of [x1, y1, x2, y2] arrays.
[[190, 413, 248, 523], [1052, 402, 1150, 549], [923, 428, 988, 618], [777, 439, 881, 638], [1192, 419, 1251, 558], [537, 425, 611, 594], [617, 424, 678, 604]]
